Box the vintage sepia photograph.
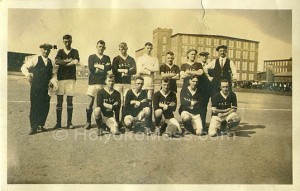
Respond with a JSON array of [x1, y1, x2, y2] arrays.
[[2, 0, 298, 190]]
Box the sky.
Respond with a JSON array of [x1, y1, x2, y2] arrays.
[[8, 9, 292, 71]]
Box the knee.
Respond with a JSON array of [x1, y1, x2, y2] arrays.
[[94, 107, 101, 118], [143, 107, 151, 116], [154, 109, 163, 118], [181, 113, 191, 123], [124, 116, 133, 127], [227, 113, 241, 128]]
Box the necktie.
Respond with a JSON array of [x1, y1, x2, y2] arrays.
[[220, 59, 223, 68]]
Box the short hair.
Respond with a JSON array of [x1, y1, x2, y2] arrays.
[[144, 42, 153, 47], [97, 40, 105, 46], [135, 76, 144, 82], [106, 74, 115, 81], [161, 78, 170, 84], [190, 75, 199, 81], [63, 34, 72, 40], [119, 42, 128, 49], [186, 49, 197, 58], [220, 79, 229, 84], [166, 51, 174, 56]]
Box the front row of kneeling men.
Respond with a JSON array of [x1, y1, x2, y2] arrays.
[[92, 73, 241, 137]]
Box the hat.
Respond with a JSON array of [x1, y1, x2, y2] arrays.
[[39, 43, 53, 49], [199, 52, 209, 56], [216, 45, 227, 51]]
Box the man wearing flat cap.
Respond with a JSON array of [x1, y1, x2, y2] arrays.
[[199, 51, 212, 132], [21, 43, 57, 135], [205, 45, 237, 95]]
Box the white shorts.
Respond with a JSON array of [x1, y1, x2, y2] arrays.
[[158, 116, 181, 132], [94, 108, 119, 134], [181, 111, 203, 134], [209, 112, 240, 136], [56, 80, 75, 96], [87, 84, 104, 97]]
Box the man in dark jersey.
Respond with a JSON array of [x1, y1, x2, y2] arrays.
[[94, 74, 121, 136], [180, 49, 204, 89], [84, 40, 112, 129], [54, 34, 80, 129], [199, 51, 212, 132], [153, 79, 182, 137], [205, 45, 237, 95], [21, 43, 57, 135], [159, 51, 180, 93], [179, 75, 204, 135], [112, 42, 136, 123], [123, 76, 151, 134], [208, 79, 241, 137]]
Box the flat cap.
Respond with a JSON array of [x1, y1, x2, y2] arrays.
[[39, 43, 53, 49], [216, 45, 228, 51], [199, 51, 209, 56]]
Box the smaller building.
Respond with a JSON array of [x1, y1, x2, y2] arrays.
[[263, 58, 292, 74], [273, 71, 292, 83]]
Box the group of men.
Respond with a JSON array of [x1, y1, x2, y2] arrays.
[[21, 34, 241, 137]]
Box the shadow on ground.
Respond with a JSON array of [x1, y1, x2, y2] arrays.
[[234, 123, 266, 137]]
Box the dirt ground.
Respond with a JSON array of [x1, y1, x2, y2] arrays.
[[7, 75, 292, 184]]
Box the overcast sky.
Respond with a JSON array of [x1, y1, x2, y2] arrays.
[[8, 9, 291, 71]]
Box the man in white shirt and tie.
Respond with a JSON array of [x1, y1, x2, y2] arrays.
[[205, 45, 237, 96]]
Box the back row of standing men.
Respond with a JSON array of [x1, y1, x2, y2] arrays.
[[21, 34, 241, 137]]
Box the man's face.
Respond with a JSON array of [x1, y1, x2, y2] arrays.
[[63, 38, 72, 48], [119, 47, 128, 56], [189, 77, 199, 89], [166, 54, 174, 65], [161, 81, 170, 92], [200, 55, 208, 63], [188, 51, 197, 61], [96, 43, 106, 54], [221, 82, 229, 94], [135, 79, 144, 91], [218, 48, 227, 58], [106, 78, 115, 89], [145, 45, 153, 54], [40, 48, 51, 58]]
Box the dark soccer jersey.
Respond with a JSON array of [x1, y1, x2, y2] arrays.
[[211, 91, 237, 116], [88, 54, 111, 85], [96, 88, 121, 118], [179, 87, 203, 115], [124, 89, 148, 117], [153, 90, 177, 119], [55, 49, 80, 81], [160, 64, 180, 93], [180, 62, 203, 88], [112, 55, 136, 84]]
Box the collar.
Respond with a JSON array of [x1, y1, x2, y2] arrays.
[[120, 54, 128, 60], [104, 87, 115, 95], [41, 56, 49, 65], [64, 47, 72, 54], [133, 89, 142, 97], [160, 90, 170, 98], [187, 61, 195, 66], [188, 86, 197, 95], [96, 53, 104, 60], [220, 91, 229, 99]]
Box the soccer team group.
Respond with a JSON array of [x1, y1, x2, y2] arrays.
[[21, 34, 241, 138]]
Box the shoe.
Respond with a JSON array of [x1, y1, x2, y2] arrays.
[[97, 128, 103, 136], [113, 131, 120, 135], [155, 127, 162, 136], [227, 131, 234, 137], [84, 122, 92, 130], [39, 126, 47, 132], [53, 124, 62, 129], [183, 129, 191, 135], [170, 131, 182, 138], [144, 127, 151, 136], [67, 121, 74, 129], [29, 129, 37, 135]]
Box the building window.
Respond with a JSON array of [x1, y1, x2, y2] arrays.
[[198, 38, 204, 45], [250, 43, 255, 50], [249, 74, 254, 80], [249, 62, 254, 71], [236, 61, 240, 70], [190, 36, 196, 45], [236, 41, 241, 48], [249, 52, 255, 60], [182, 36, 188, 44], [229, 40, 234, 48], [243, 42, 248, 49], [163, 36, 167, 44], [214, 39, 219, 46], [221, 39, 227, 45], [198, 46, 204, 54], [206, 47, 211, 54], [228, 49, 234, 58], [242, 73, 247, 80], [236, 50, 241, 59], [242, 62, 247, 71], [206, 38, 212, 46], [243, 51, 248, 59], [162, 45, 166, 52]]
